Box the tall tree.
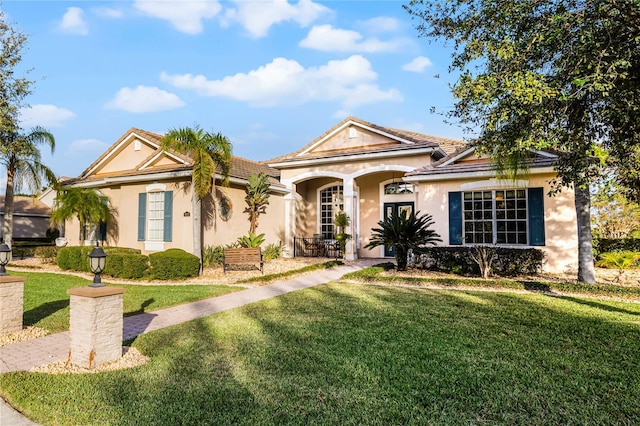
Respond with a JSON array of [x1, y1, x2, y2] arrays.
[[50, 187, 110, 243], [244, 172, 270, 234], [405, 0, 640, 283], [161, 126, 232, 270], [2, 127, 56, 247]]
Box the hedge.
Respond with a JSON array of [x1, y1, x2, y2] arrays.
[[149, 248, 200, 280], [414, 246, 545, 277], [595, 238, 640, 255], [56, 246, 93, 272], [104, 252, 149, 279]]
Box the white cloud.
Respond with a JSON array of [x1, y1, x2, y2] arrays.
[[105, 86, 185, 113], [223, 0, 331, 38], [134, 0, 222, 34], [59, 7, 89, 35], [359, 17, 400, 33], [332, 109, 351, 119], [299, 24, 408, 53], [161, 55, 402, 108], [20, 104, 76, 128], [94, 7, 124, 19], [402, 56, 433, 73], [66, 139, 111, 158]]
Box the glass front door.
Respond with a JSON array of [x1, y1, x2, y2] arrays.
[[383, 202, 414, 257]]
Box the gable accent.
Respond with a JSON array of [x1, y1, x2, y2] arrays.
[[139, 151, 190, 170]]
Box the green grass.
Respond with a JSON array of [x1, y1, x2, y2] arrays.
[[2, 282, 639, 425], [345, 263, 640, 300], [236, 260, 343, 284], [12, 270, 241, 334]]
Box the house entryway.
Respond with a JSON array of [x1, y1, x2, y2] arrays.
[[382, 202, 414, 257]]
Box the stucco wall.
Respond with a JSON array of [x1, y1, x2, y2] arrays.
[[415, 174, 578, 273]]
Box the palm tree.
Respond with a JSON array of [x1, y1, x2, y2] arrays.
[[161, 126, 232, 270], [1, 127, 56, 247], [244, 172, 270, 234], [50, 187, 110, 244], [365, 210, 442, 271]]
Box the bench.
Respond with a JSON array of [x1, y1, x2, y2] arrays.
[[223, 247, 264, 274]]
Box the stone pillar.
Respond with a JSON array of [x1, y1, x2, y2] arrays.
[[0, 275, 26, 334], [67, 286, 126, 369]]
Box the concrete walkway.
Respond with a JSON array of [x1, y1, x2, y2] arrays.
[[0, 260, 375, 425]]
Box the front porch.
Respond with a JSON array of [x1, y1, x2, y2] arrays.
[[293, 236, 343, 259]]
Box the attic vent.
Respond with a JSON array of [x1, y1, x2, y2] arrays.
[[134, 140, 141, 151], [348, 127, 357, 138]]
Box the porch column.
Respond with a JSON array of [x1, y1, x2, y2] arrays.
[[343, 178, 357, 261], [283, 185, 297, 258]]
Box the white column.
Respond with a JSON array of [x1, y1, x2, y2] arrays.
[[283, 184, 297, 258], [343, 178, 358, 261]]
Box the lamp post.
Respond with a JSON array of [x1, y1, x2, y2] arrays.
[[0, 243, 11, 276], [88, 245, 107, 287]]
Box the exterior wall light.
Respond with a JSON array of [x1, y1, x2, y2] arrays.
[[0, 243, 11, 276], [88, 245, 107, 287]]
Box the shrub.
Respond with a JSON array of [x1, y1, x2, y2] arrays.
[[203, 245, 225, 267], [11, 246, 35, 259], [595, 238, 640, 255], [149, 248, 200, 280], [56, 246, 93, 272], [104, 252, 149, 279], [263, 242, 282, 261], [416, 246, 545, 277], [34, 246, 59, 264], [237, 232, 265, 248]]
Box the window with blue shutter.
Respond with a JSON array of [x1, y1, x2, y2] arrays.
[[448, 192, 463, 245], [138, 193, 146, 241], [528, 187, 546, 246], [163, 191, 173, 242]]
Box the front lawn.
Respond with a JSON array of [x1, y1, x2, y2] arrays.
[[14, 271, 241, 334], [2, 282, 639, 425]]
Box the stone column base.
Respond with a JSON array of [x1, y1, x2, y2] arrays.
[[0, 275, 26, 334], [67, 286, 126, 369]]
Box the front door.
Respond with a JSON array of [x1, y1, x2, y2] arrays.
[[383, 202, 414, 257]]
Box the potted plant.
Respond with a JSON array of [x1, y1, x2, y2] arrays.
[[333, 211, 351, 257]]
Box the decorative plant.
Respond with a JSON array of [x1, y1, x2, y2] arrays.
[[244, 172, 270, 234], [596, 251, 640, 283], [237, 232, 266, 248], [365, 210, 441, 271], [333, 211, 351, 255]]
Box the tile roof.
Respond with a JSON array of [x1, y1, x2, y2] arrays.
[[266, 116, 467, 164], [69, 128, 282, 188], [0, 196, 52, 216]]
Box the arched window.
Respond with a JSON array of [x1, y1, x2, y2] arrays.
[[320, 185, 343, 239]]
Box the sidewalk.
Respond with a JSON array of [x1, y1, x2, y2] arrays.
[[0, 260, 374, 425]]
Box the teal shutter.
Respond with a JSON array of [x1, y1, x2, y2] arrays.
[[163, 191, 173, 242], [449, 192, 463, 245], [528, 188, 545, 246], [138, 193, 146, 241]]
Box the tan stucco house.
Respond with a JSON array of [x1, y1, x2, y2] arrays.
[[60, 117, 578, 273]]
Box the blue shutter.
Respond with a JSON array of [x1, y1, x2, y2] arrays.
[[163, 191, 173, 242], [528, 187, 545, 246], [448, 192, 463, 245], [138, 193, 146, 241]]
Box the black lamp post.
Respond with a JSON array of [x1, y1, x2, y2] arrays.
[[0, 243, 11, 276], [88, 245, 107, 287]]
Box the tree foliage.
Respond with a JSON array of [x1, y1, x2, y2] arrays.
[[243, 172, 270, 234], [365, 210, 441, 271], [592, 180, 640, 239], [50, 187, 110, 242], [1, 127, 56, 246], [405, 0, 640, 283], [161, 125, 232, 269]]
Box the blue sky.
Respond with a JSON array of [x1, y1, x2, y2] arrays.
[[2, 0, 465, 190]]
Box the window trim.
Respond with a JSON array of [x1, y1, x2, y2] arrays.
[[317, 183, 344, 239]]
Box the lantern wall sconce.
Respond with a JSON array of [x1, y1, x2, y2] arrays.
[[88, 245, 107, 287], [0, 243, 11, 276]]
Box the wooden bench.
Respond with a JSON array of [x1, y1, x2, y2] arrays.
[[223, 247, 264, 274]]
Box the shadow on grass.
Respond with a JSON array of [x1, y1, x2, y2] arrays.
[[23, 299, 69, 327], [557, 295, 640, 316]]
